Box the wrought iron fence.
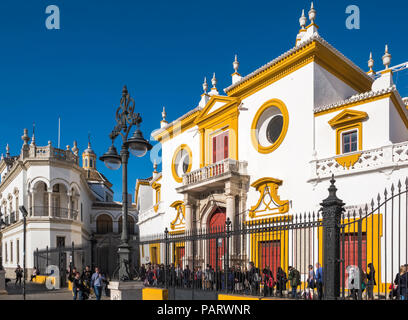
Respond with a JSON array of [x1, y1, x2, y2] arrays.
[[339, 178, 408, 300], [137, 212, 324, 299], [137, 176, 408, 300]]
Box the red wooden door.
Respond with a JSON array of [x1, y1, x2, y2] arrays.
[[208, 208, 226, 270], [259, 240, 281, 280], [176, 246, 185, 267], [341, 233, 367, 287]]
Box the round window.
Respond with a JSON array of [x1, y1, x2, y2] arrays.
[[251, 99, 289, 154], [172, 145, 192, 182], [266, 115, 284, 144]]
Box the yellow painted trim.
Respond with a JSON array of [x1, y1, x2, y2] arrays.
[[306, 23, 319, 29], [151, 181, 161, 213], [142, 288, 168, 300], [390, 92, 408, 130], [135, 180, 151, 208], [380, 69, 393, 75], [328, 109, 368, 128], [335, 153, 362, 169], [149, 243, 161, 265], [318, 214, 383, 292], [249, 177, 289, 218], [250, 228, 289, 274], [315, 93, 391, 117], [335, 123, 362, 155], [171, 144, 193, 183], [251, 98, 289, 154], [170, 200, 185, 231], [244, 215, 293, 225], [226, 41, 372, 99], [218, 294, 261, 300], [195, 95, 240, 167], [152, 110, 200, 143], [169, 230, 185, 235], [173, 241, 185, 266]]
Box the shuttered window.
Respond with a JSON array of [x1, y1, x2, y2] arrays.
[[212, 131, 229, 163]]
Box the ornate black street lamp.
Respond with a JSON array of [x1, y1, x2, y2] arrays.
[[100, 86, 152, 281]]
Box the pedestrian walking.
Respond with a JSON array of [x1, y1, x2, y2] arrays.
[[276, 267, 287, 297], [306, 265, 315, 300], [81, 265, 92, 290], [366, 263, 376, 300], [72, 272, 85, 300], [315, 263, 323, 300], [15, 265, 23, 286], [288, 266, 300, 299], [91, 267, 106, 300]]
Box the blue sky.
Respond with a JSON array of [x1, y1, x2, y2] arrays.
[[0, 0, 406, 201]]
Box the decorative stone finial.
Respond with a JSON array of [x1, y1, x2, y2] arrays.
[[233, 55, 239, 74], [162, 107, 167, 122], [72, 140, 79, 155], [299, 9, 307, 29], [367, 52, 375, 75], [211, 73, 217, 89], [5, 144, 10, 158], [153, 159, 158, 173], [22, 129, 30, 146], [382, 44, 391, 69], [48, 141, 52, 146], [203, 77, 208, 93], [308, 2, 316, 24]]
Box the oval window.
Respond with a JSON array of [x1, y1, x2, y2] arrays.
[[251, 99, 289, 154], [266, 115, 284, 144], [172, 145, 192, 183]]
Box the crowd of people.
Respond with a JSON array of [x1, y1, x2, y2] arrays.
[[67, 265, 109, 300], [138, 261, 326, 299]]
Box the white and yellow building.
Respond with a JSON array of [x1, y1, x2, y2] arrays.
[[136, 4, 408, 285], [0, 132, 137, 278]]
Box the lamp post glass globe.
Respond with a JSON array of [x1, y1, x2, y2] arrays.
[[127, 129, 152, 158], [104, 157, 121, 170], [100, 145, 122, 170], [128, 142, 148, 158]]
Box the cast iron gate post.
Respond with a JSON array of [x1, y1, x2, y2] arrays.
[[164, 228, 169, 289], [224, 218, 231, 293], [320, 175, 345, 300]]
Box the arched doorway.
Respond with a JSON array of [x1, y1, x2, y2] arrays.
[[96, 214, 113, 234], [208, 207, 226, 270]]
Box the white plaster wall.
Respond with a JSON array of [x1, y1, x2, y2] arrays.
[[239, 62, 315, 214], [314, 63, 357, 108], [315, 99, 391, 160], [389, 99, 408, 143]]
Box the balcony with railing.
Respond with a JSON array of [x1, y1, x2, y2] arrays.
[[30, 145, 79, 165], [309, 140, 408, 182], [177, 158, 248, 194], [30, 206, 79, 220]]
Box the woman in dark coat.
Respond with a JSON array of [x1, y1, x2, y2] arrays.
[[366, 263, 376, 300], [276, 267, 287, 297]]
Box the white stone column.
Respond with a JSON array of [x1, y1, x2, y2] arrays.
[[184, 202, 193, 267], [226, 194, 236, 262], [28, 192, 32, 217], [67, 194, 72, 219], [48, 192, 53, 217]]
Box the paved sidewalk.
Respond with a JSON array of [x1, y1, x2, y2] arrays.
[[0, 282, 111, 300]]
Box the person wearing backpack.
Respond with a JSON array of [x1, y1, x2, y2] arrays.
[[276, 267, 287, 297], [248, 262, 260, 296], [288, 266, 300, 299]]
